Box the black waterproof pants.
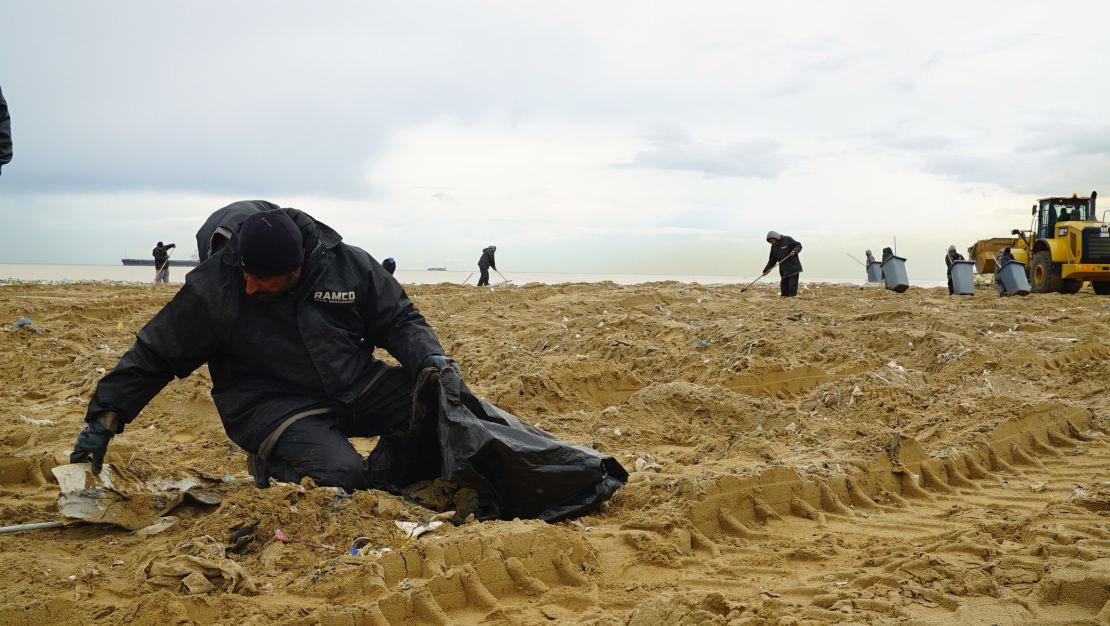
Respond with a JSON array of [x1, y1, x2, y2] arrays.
[[477, 266, 490, 286], [261, 364, 422, 491], [780, 273, 799, 297]]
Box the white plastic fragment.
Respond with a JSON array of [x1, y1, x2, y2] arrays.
[[395, 520, 444, 539]]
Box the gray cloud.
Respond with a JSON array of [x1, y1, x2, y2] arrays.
[[0, 2, 606, 197], [1020, 123, 1110, 156], [865, 131, 961, 152], [622, 125, 785, 178]]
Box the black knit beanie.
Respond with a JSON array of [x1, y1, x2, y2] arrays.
[[238, 210, 304, 276]]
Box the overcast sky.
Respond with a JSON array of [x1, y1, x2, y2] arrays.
[[1, 1, 1109, 280]]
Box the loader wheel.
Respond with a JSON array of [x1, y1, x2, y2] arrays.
[[1094, 282, 1110, 295], [1030, 251, 1062, 293]]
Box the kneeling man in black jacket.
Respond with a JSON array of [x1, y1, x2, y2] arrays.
[[71, 201, 460, 492]]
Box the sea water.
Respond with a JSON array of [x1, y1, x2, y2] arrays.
[[0, 264, 946, 288]]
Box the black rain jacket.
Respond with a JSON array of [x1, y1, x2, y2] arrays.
[[0, 85, 11, 172], [478, 246, 496, 270], [944, 250, 965, 271], [763, 235, 803, 277], [152, 243, 175, 269], [85, 203, 445, 453]]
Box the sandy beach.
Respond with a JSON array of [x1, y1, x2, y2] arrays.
[[1, 280, 1108, 625]]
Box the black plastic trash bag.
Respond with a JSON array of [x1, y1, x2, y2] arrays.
[[367, 367, 627, 523]]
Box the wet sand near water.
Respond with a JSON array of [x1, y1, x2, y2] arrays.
[[1, 281, 1108, 624]]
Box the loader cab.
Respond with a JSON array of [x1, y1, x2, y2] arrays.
[[1035, 194, 1093, 239]]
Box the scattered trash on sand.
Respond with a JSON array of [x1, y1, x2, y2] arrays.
[[395, 520, 445, 539], [273, 528, 335, 551], [18, 416, 55, 426], [10, 317, 44, 334], [51, 463, 222, 530], [137, 534, 257, 595]]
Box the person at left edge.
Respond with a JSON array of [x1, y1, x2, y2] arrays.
[[70, 201, 460, 492], [0, 84, 12, 175]]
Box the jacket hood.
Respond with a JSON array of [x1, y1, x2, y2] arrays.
[[196, 201, 278, 263], [766, 230, 782, 242], [196, 201, 344, 267]]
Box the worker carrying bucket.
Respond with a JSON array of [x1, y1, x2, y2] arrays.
[[880, 247, 910, 293], [865, 249, 882, 282], [945, 245, 975, 295], [994, 247, 1030, 296]]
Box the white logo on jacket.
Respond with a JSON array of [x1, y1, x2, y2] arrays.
[[314, 291, 356, 303]]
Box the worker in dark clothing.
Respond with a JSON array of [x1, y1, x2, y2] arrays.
[[944, 245, 965, 295], [994, 247, 1014, 295], [865, 249, 876, 265], [881, 247, 894, 263], [152, 241, 176, 283], [382, 257, 397, 275], [477, 245, 497, 287], [762, 231, 803, 297], [0, 84, 11, 175], [71, 201, 462, 493]]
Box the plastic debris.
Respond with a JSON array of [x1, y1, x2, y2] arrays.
[[350, 536, 372, 556], [395, 520, 444, 539], [228, 521, 259, 553], [1067, 486, 1091, 501], [273, 528, 335, 550], [12, 317, 44, 334], [134, 516, 179, 538], [19, 416, 56, 427], [1028, 481, 1047, 493]]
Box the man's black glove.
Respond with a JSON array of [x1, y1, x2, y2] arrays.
[[420, 354, 465, 404], [70, 412, 119, 474]]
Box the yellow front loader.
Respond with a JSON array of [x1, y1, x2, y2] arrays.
[[1006, 191, 1110, 294]]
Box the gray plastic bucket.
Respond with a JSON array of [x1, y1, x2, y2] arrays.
[[997, 260, 1030, 296], [949, 260, 976, 295], [866, 262, 883, 282], [880, 256, 910, 292]]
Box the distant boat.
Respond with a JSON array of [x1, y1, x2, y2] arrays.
[[122, 259, 200, 267], [427, 267, 447, 271]]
